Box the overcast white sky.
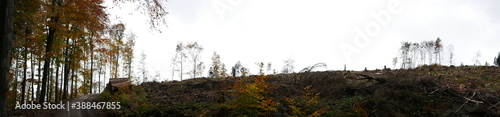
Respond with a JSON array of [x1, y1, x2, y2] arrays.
[[104, 0, 500, 81]]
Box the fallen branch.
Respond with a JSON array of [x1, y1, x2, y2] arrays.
[[452, 92, 484, 115], [355, 74, 387, 84], [454, 99, 468, 115], [463, 92, 483, 104], [488, 102, 500, 109], [430, 89, 439, 94], [464, 97, 483, 104]]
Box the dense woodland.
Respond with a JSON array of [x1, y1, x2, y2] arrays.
[[1, 0, 168, 114]]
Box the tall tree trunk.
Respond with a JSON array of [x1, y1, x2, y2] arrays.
[[59, 69, 63, 99], [0, 0, 14, 115], [70, 60, 74, 99], [70, 67, 74, 98], [30, 54, 34, 101], [90, 40, 93, 94], [71, 56, 76, 98], [180, 56, 183, 81], [83, 59, 86, 94], [40, 19, 57, 103], [103, 62, 106, 92], [59, 66, 63, 100], [37, 59, 41, 101], [12, 56, 18, 109], [40, 0, 60, 103], [54, 62, 59, 102], [21, 35, 28, 104], [104, 64, 107, 90], [127, 57, 131, 79], [116, 40, 120, 78], [193, 59, 196, 78], [171, 66, 174, 81], [98, 58, 102, 93], [27, 80, 31, 101], [62, 38, 70, 100], [47, 62, 52, 102]]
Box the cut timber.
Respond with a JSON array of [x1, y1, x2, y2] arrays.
[[106, 78, 131, 94], [355, 74, 387, 85]]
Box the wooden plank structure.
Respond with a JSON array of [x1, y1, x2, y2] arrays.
[[106, 78, 131, 94]]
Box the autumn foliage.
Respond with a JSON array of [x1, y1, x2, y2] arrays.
[[8, 0, 136, 107], [226, 75, 279, 116], [284, 85, 328, 117]]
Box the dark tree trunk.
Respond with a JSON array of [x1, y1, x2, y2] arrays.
[[90, 45, 93, 94], [40, 0, 61, 103], [40, 16, 58, 103], [37, 59, 41, 101], [12, 51, 19, 110], [62, 38, 70, 100], [30, 54, 34, 101], [193, 60, 196, 78], [0, 0, 14, 115], [21, 34, 28, 104], [89, 38, 94, 94]]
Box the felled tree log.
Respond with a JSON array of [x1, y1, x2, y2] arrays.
[[355, 74, 387, 84]]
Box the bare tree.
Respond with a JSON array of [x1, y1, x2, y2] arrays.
[[419, 42, 426, 65], [231, 61, 243, 77], [398, 39, 446, 68], [139, 51, 148, 82], [173, 42, 187, 80], [122, 32, 136, 79], [447, 45, 454, 65], [400, 42, 410, 69], [173, 42, 204, 79], [266, 62, 272, 75], [230, 61, 249, 77], [282, 58, 295, 73], [392, 57, 398, 69], [186, 42, 204, 78], [435, 38, 443, 65], [473, 51, 481, 66], [410, 43, 419, 68], [425, 41, 434, 65], [110, 23, 126, 79], [256, 61, 264, 75]]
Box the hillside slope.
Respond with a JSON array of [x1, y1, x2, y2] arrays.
[[100, 65, 500, 116]]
